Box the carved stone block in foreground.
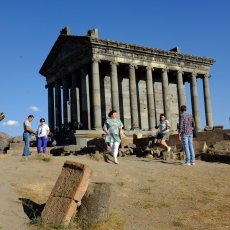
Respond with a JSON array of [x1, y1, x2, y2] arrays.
[[78, 182, 111, 223], [42, 160, 92, 226]]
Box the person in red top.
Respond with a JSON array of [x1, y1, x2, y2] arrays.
[[178, 105, 196, 166]]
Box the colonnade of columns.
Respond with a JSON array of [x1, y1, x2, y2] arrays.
[[47, 60, 213, 132]]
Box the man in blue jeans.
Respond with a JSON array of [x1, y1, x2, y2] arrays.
[[178, 105, 196, 166], [22, 115, 36, 157]]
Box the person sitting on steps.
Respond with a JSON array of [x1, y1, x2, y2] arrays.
[[155, 113, 171, 152]]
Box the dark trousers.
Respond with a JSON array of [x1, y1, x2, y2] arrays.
[[37, 136, 48, 153]]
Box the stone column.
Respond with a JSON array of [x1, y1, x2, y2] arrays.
[[177, 70, 186, 108], [129, 64, 139, 129], [146, 66, 155, 130], [110, 61, 120, 113], [55, 83, 62, 129], [92, 58, 102, 129], [161, 68, 170, 119], [190, 72, 201, 130], [71, 73, 79, 124], [62, 78, 69, 125], [203, 73, 213, 128], [47, 85, 55, 132], [81, 69, 91, 129]]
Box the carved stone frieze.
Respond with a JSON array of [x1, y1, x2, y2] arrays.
[[90, 38, 215, 65], [93, 46, 211, 72]]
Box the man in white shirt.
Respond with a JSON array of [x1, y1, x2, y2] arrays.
[[37, 118, 50, 154]]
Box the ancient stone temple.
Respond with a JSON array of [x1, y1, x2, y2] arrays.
[[39, 27, 215, 134]]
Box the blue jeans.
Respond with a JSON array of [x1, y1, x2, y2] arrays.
[[37, 136, 48, 153], [23, 132, 31, 156], [182, 134, 195, 163]]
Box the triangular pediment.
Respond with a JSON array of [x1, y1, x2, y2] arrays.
[[39, 35, 90, 76]]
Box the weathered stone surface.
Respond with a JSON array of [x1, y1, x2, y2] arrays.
[[42, 160, 92, 226], [78, 182, 111, 223], [42, 197, 77, 226], [193, 141, 208, 153], [0, 132, 11, 152], [223, 132, 230, 140], [145, 153, 153, 159], [0, 112, 5, 122], [213, 140, 230, 151], [11, 136, 23, 143], [50, 161, 92, 201]]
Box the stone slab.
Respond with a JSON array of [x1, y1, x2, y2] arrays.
[[42, 160, 92, 226], [41, 197, 77, 226], [50, 161, 92, 201]]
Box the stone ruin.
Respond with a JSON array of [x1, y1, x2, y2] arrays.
[[41, 160, 92, 226], [41, 160, 111, 227]]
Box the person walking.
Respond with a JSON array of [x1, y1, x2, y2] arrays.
[[155, 113, 171, 152], [22, 115, 36, 157], [37, 118, 50, 154], [178, 105, 196, 166], [103, 110, 123, 164]]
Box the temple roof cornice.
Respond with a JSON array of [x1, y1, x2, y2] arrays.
[[89, 37, 215, 66]]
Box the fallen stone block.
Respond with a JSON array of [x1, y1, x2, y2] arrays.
[[42, 160, 92, 227], [41, 197, 77, 226]]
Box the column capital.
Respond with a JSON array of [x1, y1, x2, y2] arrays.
[[146, 65, 154, 71], [204, 73, 211, 78], [92, 57, 101, 63], [177, 69, 184, 75], [191, 71, 197, 78], [129, 63, 138, 69], [110, 61, 119, 66], [161, 67, 169, 73]]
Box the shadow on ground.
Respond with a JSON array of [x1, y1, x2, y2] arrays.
[[19, 198, 45, 220]]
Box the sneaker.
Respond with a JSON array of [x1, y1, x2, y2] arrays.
[[182, 162, 191, 166], [167, 147, 171, 152], [191, 162, 195, 166]]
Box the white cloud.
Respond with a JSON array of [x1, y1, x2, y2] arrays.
[[3, 120, 19, 126], [29, 106, 40, 112]]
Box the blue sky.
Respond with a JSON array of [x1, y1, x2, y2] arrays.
[[0, 0, 229, 136]]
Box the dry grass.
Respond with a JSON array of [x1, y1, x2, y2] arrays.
[[89, 152, 104, 161], [20, 154, 52, 162], [171, 217, 184, 227], [139, 187, 152, 195], [30, 212, 125, 230], [0, 153, 8, 159], [33, 154, 52, 162], [133, 200, 155, 209], [74, 212, 125, 230], [13, 182, 51, 204]]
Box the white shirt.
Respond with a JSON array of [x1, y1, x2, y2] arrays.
[[159, 120, 170, 134], [37, 123, 50, 138]]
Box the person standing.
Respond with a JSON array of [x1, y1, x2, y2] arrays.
[[178, 105, 196, 166], [23, 115, 36, 157], [37, 118, 50, 154], [155, 113, 171, 152], [103, 110, 123, 164]]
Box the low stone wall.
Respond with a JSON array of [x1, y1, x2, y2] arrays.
[[169, 129, 230, 148]]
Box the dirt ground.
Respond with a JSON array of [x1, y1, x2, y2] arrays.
[[0, 149, 229, 230]]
